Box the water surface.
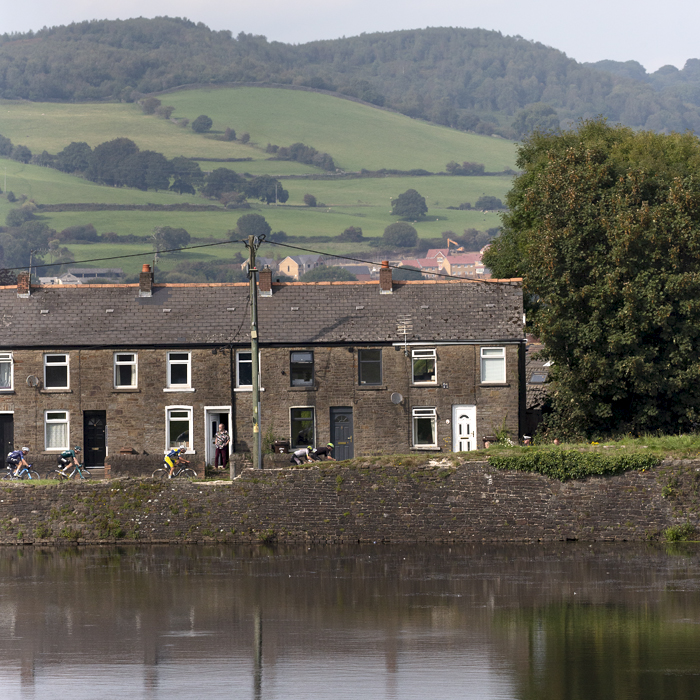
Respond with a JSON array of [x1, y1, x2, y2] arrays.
[[0, 543, 698, 699]]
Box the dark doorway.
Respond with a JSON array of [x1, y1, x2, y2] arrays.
[[0, 414, 13, 458], [83, 411, 106, 467], [330, 407, 353, 461]]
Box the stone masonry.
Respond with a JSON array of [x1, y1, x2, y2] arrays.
[[0, 460, 692, 545]]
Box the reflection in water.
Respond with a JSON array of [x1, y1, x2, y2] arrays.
[[0, 544, 697, 699]]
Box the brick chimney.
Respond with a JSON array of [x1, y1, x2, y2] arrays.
[[16, 271, 30, 297], [259, 266, 272, 297], [379, 260, 393, 294], [139, 263, 153, 297]]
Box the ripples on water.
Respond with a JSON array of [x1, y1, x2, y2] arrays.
[[0, 543, 698, 699]]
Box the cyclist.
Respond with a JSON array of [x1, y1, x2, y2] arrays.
[[58, 446, 81, 474], [290, 445, 313, 465], [311, 443, 336, 461], [7, 447, 29, 476], [165, 445, 190, 479]]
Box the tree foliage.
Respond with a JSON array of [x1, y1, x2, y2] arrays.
[[338, 226, 363, 242], [391, 189, 428, 219], [484, 119, 700, 436], [55, 142, 92, 173], [235, 213, 271, 240], [4, 20, 700, 135], [191, 114, 213, 133], [383, 222, 418, 247], [246, 176, 288, 204], [152, 226, 191, 254]]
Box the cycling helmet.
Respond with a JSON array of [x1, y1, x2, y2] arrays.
[[21, 447, 29, 453], [178, 445, 186, 453], [327, 443, 334, 448], [74, 446, 81, 452]]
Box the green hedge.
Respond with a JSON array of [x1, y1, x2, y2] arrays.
[[488, 450, 661, 481]]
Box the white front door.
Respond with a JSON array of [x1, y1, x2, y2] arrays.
[[452, 405, 476, 451], [204, 407, 232, 465]]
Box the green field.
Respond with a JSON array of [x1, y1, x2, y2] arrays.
[[164, 87, 518, 172], [0, 87, 514, 274]]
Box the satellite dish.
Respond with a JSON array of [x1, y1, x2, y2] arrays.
[[26, 375, 40, 388], [390, 392, 403, 405]]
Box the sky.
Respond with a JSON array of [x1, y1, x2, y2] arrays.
[[3, 0, 699, 74]]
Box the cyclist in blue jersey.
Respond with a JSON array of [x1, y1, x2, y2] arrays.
[[7, 447, 29, 477], [165, 446, 190, 478], [58, 446, 81, 474]]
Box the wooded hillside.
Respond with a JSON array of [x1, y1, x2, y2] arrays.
[[2, 18, 700, 136]]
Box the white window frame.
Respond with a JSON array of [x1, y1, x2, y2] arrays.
[[114, 352, 138, 389], [236, 350, 253, 389], [412, 407, 438, 448], [44, 353, 70, 390], [165, 351, 193, 391], [0, 352, 13, 391], [480, 347, 506, 384], [44, 410, 69, 451], [165, 405, 194, 454], [411, 348, 437, 385]]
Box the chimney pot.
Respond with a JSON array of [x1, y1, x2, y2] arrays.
[[379, 260, 393, 294], [141, 263, 151, 273]]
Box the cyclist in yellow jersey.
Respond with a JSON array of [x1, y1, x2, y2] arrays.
[[164, 446, 189, 478]]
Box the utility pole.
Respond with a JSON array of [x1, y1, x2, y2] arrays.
[[246, 234, 265, 470]]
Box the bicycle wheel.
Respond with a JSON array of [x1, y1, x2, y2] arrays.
[[152, 468, 169, 481], [45, 470, 62, 480], [21, 470, 40, 480], [76, 468, 90, 480], [178, 468, 197, 479], [1, 470, 14, 480]]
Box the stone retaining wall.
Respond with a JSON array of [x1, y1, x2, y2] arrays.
[[0, 459, 694, 545]]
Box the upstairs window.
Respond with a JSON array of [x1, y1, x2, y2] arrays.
[[481, 347, 506, 383], [44, 354, 69, 389], [412, 348, 436, 384], [0, 353, 13, 390], [358, 349, 382, 385], [290, 351, 314, 387], [236, 351, 253, 388], [167, 352, 191, 388], [114, 353, 137, 388]]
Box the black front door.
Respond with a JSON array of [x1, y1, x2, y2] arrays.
[[83, 411, 106, 467], [330, 407, 353, 461], [0, 414, 13, 457]]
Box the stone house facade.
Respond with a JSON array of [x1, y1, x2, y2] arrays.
[[0, 265, 524, 472]]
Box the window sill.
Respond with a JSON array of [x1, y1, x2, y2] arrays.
[[163, 450, 196, 455], [40, 388, 72, 394], [480, 383, 510, 387], [234, 387, 265, 392], [410, 383, 438, 388], [357, 385, 387, 391], [411, 446, 441, 451], [163, 387, 195, 393], [113, 388, 140, 393], [42, 450, 67, 454], [288, 386, 317, 392], [0, 390, 15, 394]]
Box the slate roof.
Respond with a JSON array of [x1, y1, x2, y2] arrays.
[[0, 279, 523, 349]]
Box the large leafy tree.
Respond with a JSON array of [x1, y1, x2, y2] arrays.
[[391, 189, 428, 219], [484, 119, 700, 437]]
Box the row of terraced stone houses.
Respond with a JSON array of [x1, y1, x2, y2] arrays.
[[0, 263, 525, 473]]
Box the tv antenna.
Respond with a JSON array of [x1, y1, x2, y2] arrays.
[[397, 314, 412, 356]]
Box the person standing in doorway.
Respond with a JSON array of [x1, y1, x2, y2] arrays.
[[214, 423, 230, 470]]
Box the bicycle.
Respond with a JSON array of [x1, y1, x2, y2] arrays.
[[3, 464, 40, 480], [152, 463, 197, 480], [45, 462, 91, 481]]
